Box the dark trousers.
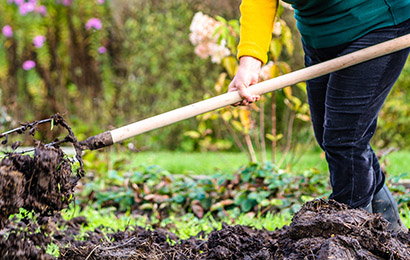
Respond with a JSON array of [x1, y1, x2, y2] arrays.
[[303, 18, 410, 208]]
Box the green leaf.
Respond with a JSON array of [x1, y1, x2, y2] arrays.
[[184, 131, 201, 139], [231, 120, 243, 132], [215, 15, 227, 23], [281, 23, 294, 55], [173, 194, 185, 204], [222, 56, 238, 78], [270, 38, 283, 61], [140, 203, 154, 210], [240, 198, 256, 212], [266, 133, 283, 142]]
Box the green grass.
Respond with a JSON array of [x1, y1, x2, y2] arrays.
[[381, 150, 410, 178], [92, 148, 409, 178], [101, 149, 329, 175]]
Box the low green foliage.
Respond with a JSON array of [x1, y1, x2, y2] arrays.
[[79, 158, 331, 220], [61, 205, 292, 241], [46, 243, 60, 258], [61, 205, 149, 235], [77, 149, 410, 223]]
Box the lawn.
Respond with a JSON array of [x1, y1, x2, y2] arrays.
[[101, 148, 409, 178]]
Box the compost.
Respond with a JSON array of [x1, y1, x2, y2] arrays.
[[1, 115, 410, 259]]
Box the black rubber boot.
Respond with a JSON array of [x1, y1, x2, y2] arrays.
[[361, 202, 373, 213], [372, 184, 407, 233]]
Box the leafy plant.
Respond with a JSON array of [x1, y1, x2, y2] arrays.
[[77, 160, 331, 221]]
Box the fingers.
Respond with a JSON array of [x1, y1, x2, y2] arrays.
[[232, 84, 260, 106], [232, 94, 260, 107]]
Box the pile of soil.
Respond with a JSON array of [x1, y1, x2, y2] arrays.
[[0, 144, 78, 225], [59, 200, 410, 260], [0, 114, 83, 228]]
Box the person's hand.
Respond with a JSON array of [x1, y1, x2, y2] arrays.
[[228, 56, 262, 106]]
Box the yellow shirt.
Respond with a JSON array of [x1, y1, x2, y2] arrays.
[[237, 0, 278, 65], [237, 0, 410, 64]]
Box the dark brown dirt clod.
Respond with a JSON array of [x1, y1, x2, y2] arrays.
[[0, 114, 83, 227], [0, 144, 78, 227], [206, 223, 273, 260], [271, 199, 410, 260], [0, 114, 84, 259]]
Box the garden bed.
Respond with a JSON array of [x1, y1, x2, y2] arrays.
[[1, 116, 410, 259], [3, 199, 410, 259], [57, 200, 410, 259]]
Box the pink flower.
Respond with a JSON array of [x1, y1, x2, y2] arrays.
[[13, 0, 24, 5], [33, 35, 46, 48], [2, 25, 13, 38], [85, 18, 102, 30], [19, 2, 35, 15], [98, 46, 106, 54], [22, 60, 36, 71], [194, 42, 230, 64], [35, 5, 47, 15], [97, 0, 104, 4], [62, 0, 72, 6]]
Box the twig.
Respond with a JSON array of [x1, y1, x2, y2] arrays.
[[99, 237, 136, 251], [271, 92, 277, 163], [245, 134, 257, 163], [223, 119, 248, 158], [85, 245, 100, 260], [0, 137, 73, 160], [278, 111, 295, 168], [0, 118, 52, 138], [259, 101, 267, 162]]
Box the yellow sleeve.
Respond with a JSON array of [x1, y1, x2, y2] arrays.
[[237, 0, 278, 64]]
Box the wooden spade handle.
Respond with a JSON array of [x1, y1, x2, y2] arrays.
[[81, 33, 410, 150]]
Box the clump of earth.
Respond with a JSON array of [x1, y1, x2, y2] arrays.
[[1, 115, 409, 259], [0, 114, 82, 229], [0, 144, 78, 227]]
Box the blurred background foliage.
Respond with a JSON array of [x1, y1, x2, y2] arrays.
[[0, 0, 409, 156]]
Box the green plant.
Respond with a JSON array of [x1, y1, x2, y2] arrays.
[[76, 160, 331, 221]]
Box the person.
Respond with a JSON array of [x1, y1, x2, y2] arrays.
[[229, 0, 410, 232]]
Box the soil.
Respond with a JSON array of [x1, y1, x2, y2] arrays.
[[1, 115, 410, 259], [55, 200, 410, 260]]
